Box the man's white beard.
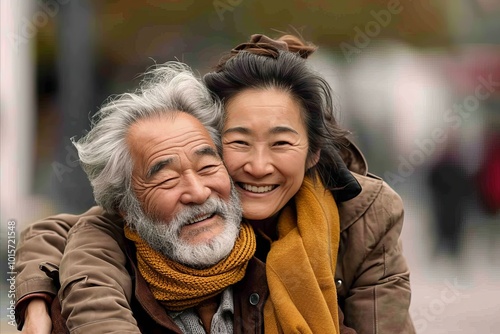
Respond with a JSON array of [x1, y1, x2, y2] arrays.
[[127, 185, 242, 269]]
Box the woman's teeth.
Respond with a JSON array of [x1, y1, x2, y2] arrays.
[[241, 183, 275, 193]]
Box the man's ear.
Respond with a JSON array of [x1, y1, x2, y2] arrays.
[[306, 150, 320, 169]]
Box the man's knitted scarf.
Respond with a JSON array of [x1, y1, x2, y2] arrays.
[[124, 222, 256, 311]]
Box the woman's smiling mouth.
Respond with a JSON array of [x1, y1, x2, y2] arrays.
[[238, 183, 277, 194]]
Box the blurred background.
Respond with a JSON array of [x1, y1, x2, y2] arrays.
[[1, 0, 499, 332]]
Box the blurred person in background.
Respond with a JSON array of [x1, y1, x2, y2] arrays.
[[427, 134, 474, 259], [16, 34, 415, 333]]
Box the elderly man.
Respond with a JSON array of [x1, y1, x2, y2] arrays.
[[18, 63, 264, 333]]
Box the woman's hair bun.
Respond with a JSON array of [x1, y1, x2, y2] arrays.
[[213, 34, 317, 71], [277, 34, 317, 59], [231, 34, 317, 59]]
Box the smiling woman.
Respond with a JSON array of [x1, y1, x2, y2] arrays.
[[222, 88, 314, 223]]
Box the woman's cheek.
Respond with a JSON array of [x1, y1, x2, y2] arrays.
[[222, 151, 240, 174]]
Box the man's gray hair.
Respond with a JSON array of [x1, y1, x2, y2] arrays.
[[72, 62, 223, 214]]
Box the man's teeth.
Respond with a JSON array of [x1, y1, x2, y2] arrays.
[[241, 184, 275, 193], [188, 213, 213, 225]]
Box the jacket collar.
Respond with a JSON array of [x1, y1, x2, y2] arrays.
[[337, 174, 383, 232], [330, 141, 366, 202], [338, 141, 368, 176], [333, 140, 386, 232]]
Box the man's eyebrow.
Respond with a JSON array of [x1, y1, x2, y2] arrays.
[[147, 146, 219, 178], [195, 146, 219, 158], [147, 158, 174, 179]]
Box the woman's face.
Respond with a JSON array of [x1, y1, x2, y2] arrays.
[[222, 88, 314, 221]]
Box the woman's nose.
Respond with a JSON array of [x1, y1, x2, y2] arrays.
[[242, 147, 274, 177]]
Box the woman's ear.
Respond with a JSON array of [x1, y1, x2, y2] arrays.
[[306, 150, 320, 169]]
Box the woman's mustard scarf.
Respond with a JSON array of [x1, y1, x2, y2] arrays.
[[264, 176, 341, 334], [124, 222, 256, 311]]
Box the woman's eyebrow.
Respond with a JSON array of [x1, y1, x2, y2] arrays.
[[269, 126, 299, 135], [222, 126, 251, 135], [223, 126, 298, 136]]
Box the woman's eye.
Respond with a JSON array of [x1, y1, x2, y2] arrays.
[[231, 140, 248, 145], [273, 141, 292, 146]]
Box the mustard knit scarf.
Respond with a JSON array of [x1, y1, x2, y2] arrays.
[[124, 222, 256, 311], [264, 176, 341, 334]]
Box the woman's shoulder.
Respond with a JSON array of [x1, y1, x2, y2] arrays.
[[354, 172, 402, 203], [338, 172, 403, 233]]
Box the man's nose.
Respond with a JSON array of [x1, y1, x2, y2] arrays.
[[242, 147, 274, 178], [179, 173, 211, 204]]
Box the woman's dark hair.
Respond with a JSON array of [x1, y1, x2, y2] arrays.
[[203, 34, 351, 190]]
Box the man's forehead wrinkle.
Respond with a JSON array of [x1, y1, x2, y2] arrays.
[[145, 132, 211, 159], [151, 129, 205, 146]]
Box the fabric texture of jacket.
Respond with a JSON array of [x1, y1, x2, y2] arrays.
[[15, 143, 415, 333]]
